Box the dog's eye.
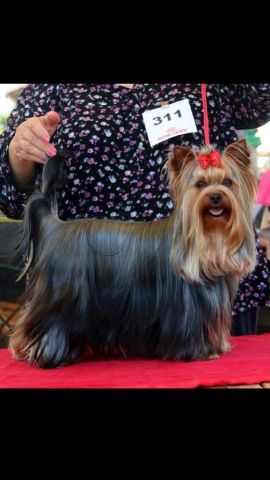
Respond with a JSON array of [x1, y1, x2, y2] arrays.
[[222, 178, 233, 187], [196, 181, 207, 189]]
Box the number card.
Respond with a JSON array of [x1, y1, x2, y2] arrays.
[[142, 99, 197, 147]]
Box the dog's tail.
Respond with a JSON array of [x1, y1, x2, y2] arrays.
[[16, 150, 70, 280]]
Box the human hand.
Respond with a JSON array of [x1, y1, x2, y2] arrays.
[[8, 111, 60, 186]]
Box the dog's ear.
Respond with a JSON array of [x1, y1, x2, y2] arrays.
[[170, 146, 196, 174], [223, 139, 252, 167]]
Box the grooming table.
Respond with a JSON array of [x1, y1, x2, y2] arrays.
[[1, 334, 270, 388]]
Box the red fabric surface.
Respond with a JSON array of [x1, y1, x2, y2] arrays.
[[1, 334, 270, 388]]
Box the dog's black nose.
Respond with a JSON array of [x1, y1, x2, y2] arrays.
[[209, 194, 222, 205]]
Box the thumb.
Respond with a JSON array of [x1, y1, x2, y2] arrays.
[[41, 111, 61, 137]]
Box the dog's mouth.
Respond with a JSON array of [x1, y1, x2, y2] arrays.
[[208, 208, 225, 217], [205, 206, 232, 220]]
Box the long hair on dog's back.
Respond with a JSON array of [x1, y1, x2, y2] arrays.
[[10, 141, 258, 368]]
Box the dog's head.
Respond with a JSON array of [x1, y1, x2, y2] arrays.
[[167, 140, 258, 283]]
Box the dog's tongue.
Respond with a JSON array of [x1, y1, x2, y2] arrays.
[[209, 208, 224, 216]]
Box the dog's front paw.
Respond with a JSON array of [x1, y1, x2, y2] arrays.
[[206, 352, 220, 360], [220, 339, 232, 354]]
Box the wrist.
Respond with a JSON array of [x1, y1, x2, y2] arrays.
[[8, 141, 36, 188]]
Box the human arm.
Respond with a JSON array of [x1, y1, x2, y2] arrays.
[[231, 83, 270, 129], [0, 84, 60, 218]]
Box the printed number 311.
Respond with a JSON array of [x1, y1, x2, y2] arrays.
[[153, 109, 182, 126]]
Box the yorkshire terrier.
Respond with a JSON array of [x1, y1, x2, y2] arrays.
[[10, 139, 258, 368]]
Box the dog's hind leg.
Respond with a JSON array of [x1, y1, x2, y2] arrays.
[[9, 291, 91, 368]]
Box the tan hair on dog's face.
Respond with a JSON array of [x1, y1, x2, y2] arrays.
[[166, 140, 258, 283]]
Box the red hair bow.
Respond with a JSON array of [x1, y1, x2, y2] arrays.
[[198, 150, 222, 169]]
